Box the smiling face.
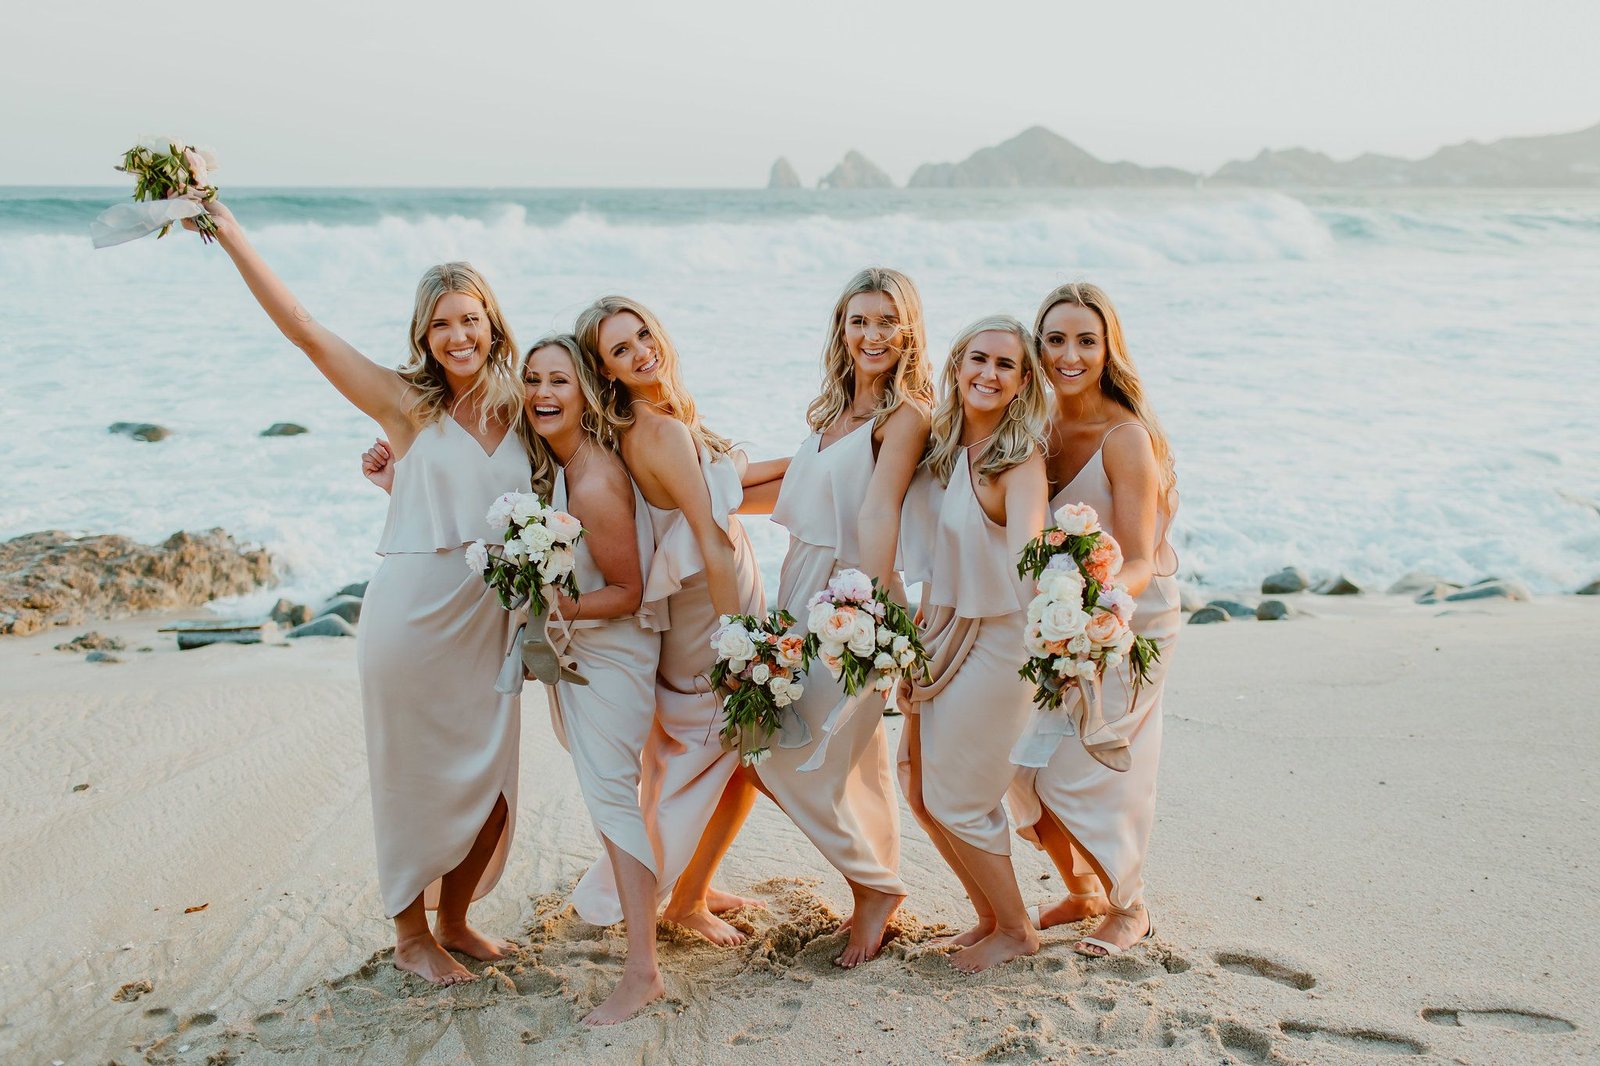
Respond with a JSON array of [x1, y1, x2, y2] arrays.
[[1038, 301, 1106, 401], [522, 344, 586, 441], [424, 290, 493, 383], [956, 329, 1030, 418], [843, 290, 903, 378], [594, 310, 665, 390]]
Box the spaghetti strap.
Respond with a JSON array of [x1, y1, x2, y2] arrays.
[[1099, 420, 1148, 450]]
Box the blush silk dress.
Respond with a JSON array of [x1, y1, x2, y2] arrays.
[[759, 419, 906, 896], [357, 414, 529, 918], [1007, 422, 1180, 909]]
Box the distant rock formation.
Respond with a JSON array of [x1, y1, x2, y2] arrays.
[[909, 126, 1196, 188], [1211, 122, 1600, 187], [767, 157, 802, 189], [0, 529, 274, 637], [819, 150, 895, 189]]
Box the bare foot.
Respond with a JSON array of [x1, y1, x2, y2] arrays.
[[931, 919, 994, 949], [706, 887, 764, 914], [433, 922, 516, 961], [950, 927, 1040, 974], [835, 890, 905, 968], [583, 967, 665, 1026], [393, 931, 475, 985], [1074, 906, 1151, 958], [663, 904, 747, 946], [1034, 892, 1109, 930]]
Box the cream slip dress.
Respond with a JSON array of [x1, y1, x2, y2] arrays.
[[357, 414, 530, 918], [760, 419, 907, 896], [1006, 422, 1180, 909]]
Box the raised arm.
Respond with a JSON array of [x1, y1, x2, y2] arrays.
[[1100, 423, 1161, 597], [631, 419, 743, 616], [857, 404, 931, 587], [198, 201, 413, 441], [556, 462, 645, 622]]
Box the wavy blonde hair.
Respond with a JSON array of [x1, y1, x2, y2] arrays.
[[516, 332, 613, 500], [924, 315, 1050, 486], [1033, 282, 1177, 503], [399, 262, 524, 432], [573, 294, 732, 456], [805, 267, 933, 432]]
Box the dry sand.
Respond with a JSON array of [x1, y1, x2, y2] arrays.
[[1, 596, 1595, 1064]]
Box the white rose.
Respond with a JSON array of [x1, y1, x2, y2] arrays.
[[1068, 633, 1090, 656], [1053, 502, 1100, 536], [1026, 592, 1050, 623], [876, 625, 894, 647], [510, 494, 544, 524], [715, 624, 758, 663], [897, 648, 916, 668], [138, 134, 178, 154], [1053, 656, 1074, 676], [502, 536, 528, 562], [486, 493, 517, 528], [1037, 567, 1085, 604], [873, 674, 896, 692], [1024, 621, 1051, 658], [832, 568, 874, 602], [522, 523, 557, 553], [847, 621, 877, 658], [1076, 659, 1098, 680], [751, 663, 771, 685], [1103, 650, 1124, 670], [891, 634, 910, 655], [538, 546, 575, 581], [464, 540, 490, 574], [545, 510, 583, 544], [1037, 601, 1090, 644], [820, 640, 845, 660], [807, 601, 835, 636], [873, 651, 896, 671]]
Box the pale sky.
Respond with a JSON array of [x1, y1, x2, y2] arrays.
[[7, 0, 1598, 187]]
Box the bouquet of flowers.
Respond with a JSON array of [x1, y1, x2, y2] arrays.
[[91, 137, 221, 248], [802, 568, 927, 709], [709, 611, 808, 766], [473, 492, 584, 686], [1017, 503, 1160, 707]]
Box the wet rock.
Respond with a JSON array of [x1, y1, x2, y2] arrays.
[[1178, 586, 1208, 613], [288, 615, 357, 639], [336, 581, 369, 599], [0, 529, 274, 638], [1206, 599, 1256, 619], [268, 599, 311, 627], [316, 595, 363, 624], [165, 620, 277, 651], [1443, 579, 1531, 603], [260, 422, 309, 437], [1388, 571, 1458, 596], [85, 650, 124, 663], [1261, 567, 1308, 594], [1577, 578, 1600, 596], [1188, 606, 1231, 625], [108, 421, 170, 442], [1256, 599, 1298, 621], [1312, 574, 1361, 596], [54, 631, 126, 653]]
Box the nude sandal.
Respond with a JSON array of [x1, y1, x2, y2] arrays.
[[1073, 907, 1153, 958], [1027, 892, 1108, 931]]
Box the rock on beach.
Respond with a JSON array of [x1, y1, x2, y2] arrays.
[[1262, 567, 1308, 594], [108, 422, 170, 442], [1189, 606, 1232, 625]]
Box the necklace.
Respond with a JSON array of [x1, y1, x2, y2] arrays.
[[561, 434, 594, 474]]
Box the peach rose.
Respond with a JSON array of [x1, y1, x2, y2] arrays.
[[1085, 609, 1129, 649], [818, 606, 859, 645], [1085, 535, 1123, 584]]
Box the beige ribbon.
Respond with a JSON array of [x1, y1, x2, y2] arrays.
[[1009, 671, 1131, 773]]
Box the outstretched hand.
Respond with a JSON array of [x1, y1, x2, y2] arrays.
[[362, 438, 395, 493]]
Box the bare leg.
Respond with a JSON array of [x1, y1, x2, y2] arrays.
[[663, 769, 757, 946], [835, 879, 905, 968], [940, 835, 1039, 974], [1075, 903, 1152, 957], [1029, 810, 1109, 929], [903, 716, 994, 948], [392, 896, 474, 985], [433, 794, 516, 960], [583, 838, 666, 1026]]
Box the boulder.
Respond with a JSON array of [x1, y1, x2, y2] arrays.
[[1312, 574, 1361, 596], [54, 631, 126, 653], [1387, 571, 1458, 596], [260, 422, 309, 437], [108, 422, 170, 442], [85, 650, 124, 663], [1256, 599, 1298, 621], [1178, 586, 1208, 612], [1443, 579, 1531, 603], [1262, 567, 1308, 594], [316, 595, 363, 624], [1188, 606, 1231, 625], [268, 599, 311, 628], [288, 615, 357, 639], [1576, 578, 1600, 596], [1206, 599, 1256, 619], [0, 529, 274, 638], [337, 581, 369, 599]]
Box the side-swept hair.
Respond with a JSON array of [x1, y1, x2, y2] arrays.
[[805, 267, 933, 432], [924, 315, 1049, 486], [398, 262, 523, 432]]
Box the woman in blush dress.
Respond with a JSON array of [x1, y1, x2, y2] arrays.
[[1007, 282, 1180, 958], [755, 267, 932, 967], [185, 201, 526, 986], [899, 315, 1051, 974], [570, 295, 773, 947]]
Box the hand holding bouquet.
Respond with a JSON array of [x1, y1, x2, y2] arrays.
[[473, 492, 584, 686], [709, 611, 808, 766], [802, 568, 927, 710], [91, 137, 222, 248]]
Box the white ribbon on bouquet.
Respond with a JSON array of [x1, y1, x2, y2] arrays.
[[90, 196, 208, 249]]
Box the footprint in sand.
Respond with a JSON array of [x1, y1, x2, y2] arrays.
[[1213, 951, 1317, 990], [1422, 1007, 1576, 1034], [1216, 1020, 1275, 1064], [1280, 1020, 1426, 1056], [728, 995, 804, 1045]]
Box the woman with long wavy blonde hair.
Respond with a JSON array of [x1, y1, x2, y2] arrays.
[[753, 267, 932, 967], [569, 294, 775, 947], [1007, 281, 1181, 960], [180, 201, 527, 987], [899, 314, 1051, 974]]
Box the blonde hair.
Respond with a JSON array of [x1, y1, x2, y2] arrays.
[[924, 315, 1050, 486], [399, 262, 524, 432], [572, 295, 733, 456], [517, 332, 612, 500], [805, 267, 933, 432], [1033, 282, 1177, 503]]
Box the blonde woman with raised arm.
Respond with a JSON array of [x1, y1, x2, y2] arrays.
[[571, 295, 766, 947], [1008, 282, 1180, 958], [900, 315, 1051, 974], [184, 202, 527, 986]]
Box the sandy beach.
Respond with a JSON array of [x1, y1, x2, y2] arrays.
[[1, 595, 1595, 1064]]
